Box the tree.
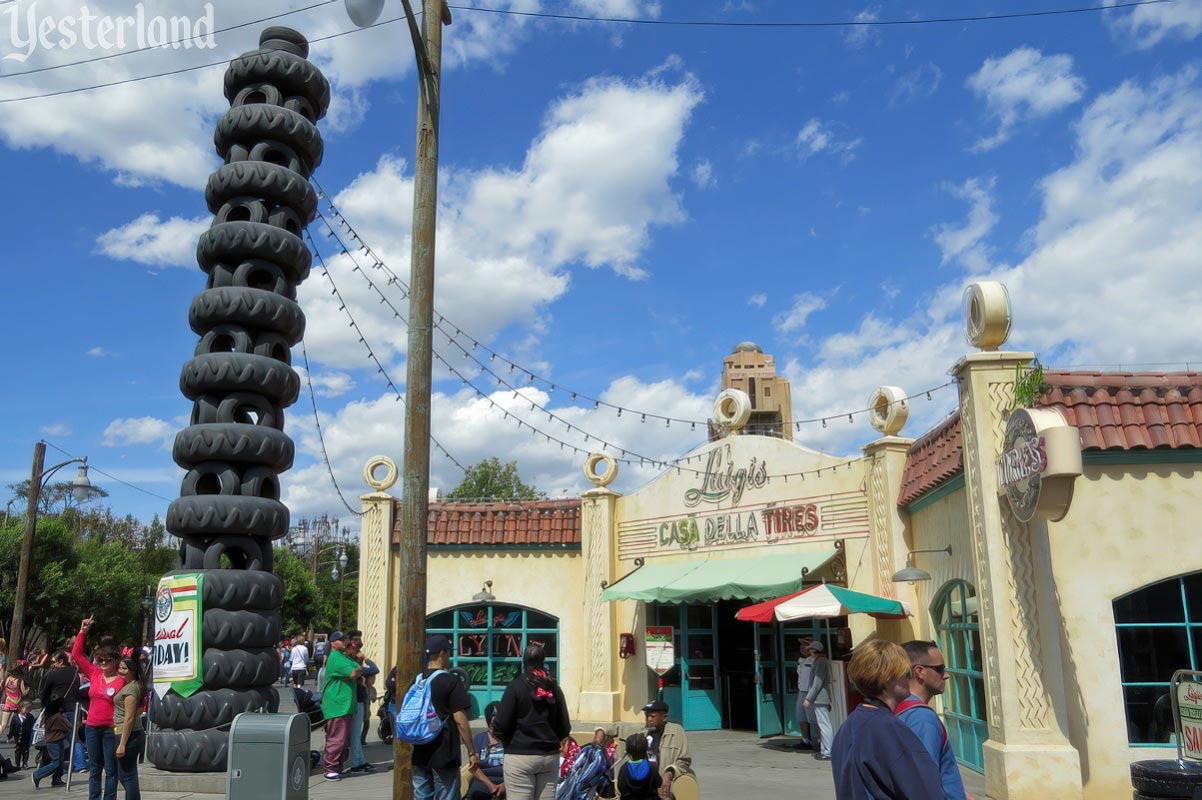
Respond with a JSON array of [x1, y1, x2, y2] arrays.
[[274, 547, 318, 637], [7, 480, 109, 515], [444, 457, 544, 501]]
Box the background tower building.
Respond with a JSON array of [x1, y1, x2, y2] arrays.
[[710, 341, 793, 441]]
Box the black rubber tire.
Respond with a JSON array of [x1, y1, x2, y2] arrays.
[[146, 728, 229, 773], [179, 463, 242, 497], [196, 221, 310, 282], [174, 569, 283, 611], [240, 465, 281, 500], [1131, 760, 1202, 796], [190, 394, 285, 429], [174, 424, 293, 471], [189, 287, 305, 344], [260, 26, 309, 58], [224, 49, 330, 119], [179, 352, 300, 406], [205, 161, 317, 223], [202, 535, 265, 570], [215, 104, 323, 173], [202, 647, 280, 690], [153, 686, 278, 730], [202, 609, 280, 649], [166, 495, 289, 540]]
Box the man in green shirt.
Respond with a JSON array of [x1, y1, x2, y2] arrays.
[[321, 632, 362, 780]]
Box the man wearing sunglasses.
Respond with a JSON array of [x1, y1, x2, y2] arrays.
[[897, 641, 971, 800]]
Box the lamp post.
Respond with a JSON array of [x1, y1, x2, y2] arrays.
[[343, 2, 450, 796], [331, 549, 353, 631], [8, 441, 96, 663]]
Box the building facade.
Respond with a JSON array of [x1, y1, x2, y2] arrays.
[[357, 284, 1202, 800]]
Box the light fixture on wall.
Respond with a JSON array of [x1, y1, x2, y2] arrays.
[[472, 580, 495, 603], [891, 546, 953, 583]]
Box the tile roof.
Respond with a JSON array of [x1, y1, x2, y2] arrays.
[[391, 498, 582, 547], [898, 411, 962, 507], [899, 371, 1202, 507]]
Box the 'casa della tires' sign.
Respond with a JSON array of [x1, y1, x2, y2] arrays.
[[997, 407, 1082, 523]]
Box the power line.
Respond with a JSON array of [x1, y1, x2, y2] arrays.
[[41, 440, 175, 503], [0, 12, 409, 105], [449, 0, 1169, 28], [299, 341, 365, 517], [0, 0, 339, 80]]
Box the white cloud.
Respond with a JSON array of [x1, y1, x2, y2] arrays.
[[300, 70, 703, 369], [295, 365, 357, 399], [96, 213, 209, 268], [1106, 0, 1202, 48], [967, 47, 1085, 151], [932, 177, 998, 271], [747, 293, 767, 308], [86, 347, 109, 357], [891, 63, 942, 106], [773, 292, 827, 333], [102, 416, 174, 446], [844, 7, 882, 49], [795, 118, 861, 163], [40, 422, 72, 437], [690, 158, 716, 189]]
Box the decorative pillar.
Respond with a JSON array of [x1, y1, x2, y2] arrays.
[[360, 456, 400, 672], [152, 27, 329, 772], [578, 453, 623, 721], [956, 283, 1081, 800]]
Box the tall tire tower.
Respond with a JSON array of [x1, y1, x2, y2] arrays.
[[149, 27, 329, 773]]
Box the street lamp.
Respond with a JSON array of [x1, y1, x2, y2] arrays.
[[891, 546, 954, 583], [8, 441, 99, 663]]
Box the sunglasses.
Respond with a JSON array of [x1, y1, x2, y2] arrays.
[[919, 663, 947, 675], [96, 657, 115, 664]]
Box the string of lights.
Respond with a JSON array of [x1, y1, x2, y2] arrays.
[[449, 1, 1168, 28], [42, 440, 175, 503], [310, 214, 883, 483], [299, 341, 365, 517], [303, 229, 469, 476], [311, 180, 958, 432]]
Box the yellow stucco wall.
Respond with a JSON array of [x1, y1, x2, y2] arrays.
[[908, 482, 976, 641], [426, 549, 586, 717], [1047, 460, 1202, 800]]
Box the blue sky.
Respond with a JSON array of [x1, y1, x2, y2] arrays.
[[1, 0, 1200, 525]]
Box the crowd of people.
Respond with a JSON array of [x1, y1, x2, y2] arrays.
[[0, 619, 150, 799]]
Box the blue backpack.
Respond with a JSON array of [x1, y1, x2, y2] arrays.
[[395, 670, 447, 745]]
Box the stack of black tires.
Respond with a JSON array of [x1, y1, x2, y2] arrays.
[[148, 27, 329, 773], [1132, 760, 1202, 800]]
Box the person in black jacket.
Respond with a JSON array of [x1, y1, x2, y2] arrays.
[[617, 733, 661, 800], [493, 643, 570, 800]]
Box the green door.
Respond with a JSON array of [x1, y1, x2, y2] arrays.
[[754, 622, 783, 737], [650, 604, 722, 730], [933, 581, 988, 772]]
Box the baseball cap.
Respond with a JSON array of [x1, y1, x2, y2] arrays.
[[425, 634, 453, 655], [328, 631, 346, 643], [642, 699, 669, 713], [808, 641, 825, 653]]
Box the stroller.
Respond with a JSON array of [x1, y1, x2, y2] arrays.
[[292, 686, 326, 770]]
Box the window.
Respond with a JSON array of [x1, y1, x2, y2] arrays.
[[1114, 573, 1202, 744], [932, 581, 987, 772]]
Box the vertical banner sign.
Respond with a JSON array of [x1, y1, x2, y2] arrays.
[[646, 626, 675, 676], [1175, 671, 1202, 761], [153, 573, 204, 698]]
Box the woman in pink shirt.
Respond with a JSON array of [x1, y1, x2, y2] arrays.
[[72, 615, 126, 800]]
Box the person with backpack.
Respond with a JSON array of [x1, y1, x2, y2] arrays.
[[400, 635, 475, 800], [493, 643, 571, 800], [31, 697, 72, 789], [557, 728, 615, 800], [899, 641, 972, 800], [320, 632, 362, 781]]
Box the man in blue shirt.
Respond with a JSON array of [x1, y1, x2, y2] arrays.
[[899, 641, 972, 800]]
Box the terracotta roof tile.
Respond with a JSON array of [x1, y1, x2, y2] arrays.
[[392, 498, 582, 547], [899, 370, 1202, 507]]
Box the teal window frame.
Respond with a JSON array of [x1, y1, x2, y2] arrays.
[[1114, 574, 1200, 747], [426, 603, 560, 717], [932, 580, 988, 773]]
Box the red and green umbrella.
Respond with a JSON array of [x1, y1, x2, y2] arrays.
[[736, 583, 911, 623]]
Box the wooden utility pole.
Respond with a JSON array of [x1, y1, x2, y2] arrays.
[[9, 441, 46, 665], [394, 1, 450, 797]]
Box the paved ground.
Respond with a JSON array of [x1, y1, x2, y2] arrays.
[[0, 688, 989, 798]]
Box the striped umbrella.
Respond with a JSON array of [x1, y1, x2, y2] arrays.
[[736, 583, 911, 623]]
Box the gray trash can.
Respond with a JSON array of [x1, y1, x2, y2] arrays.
[[227, 712, 311, 799]]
